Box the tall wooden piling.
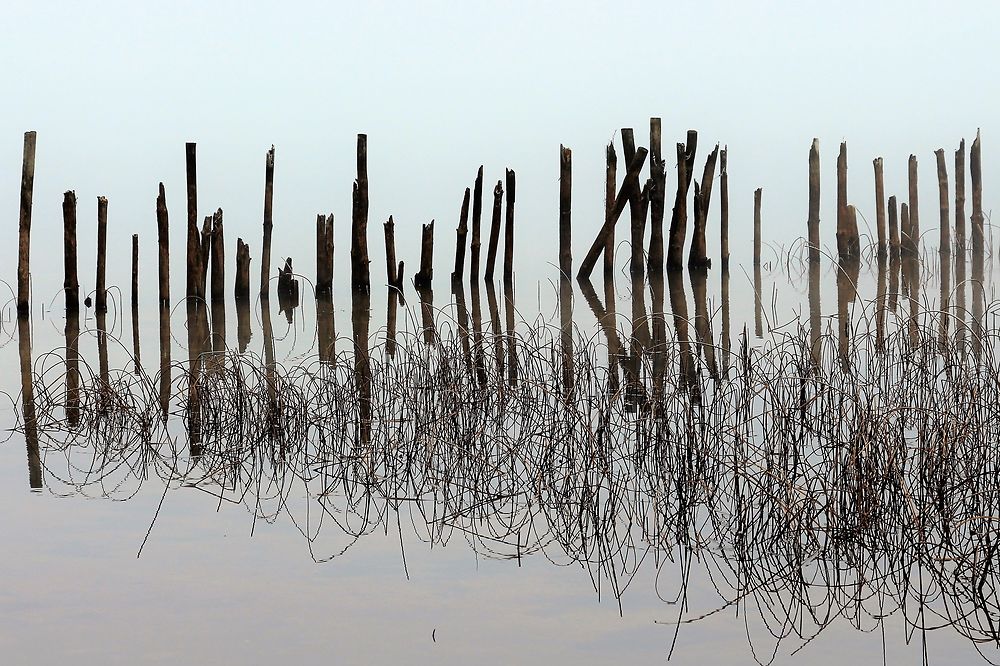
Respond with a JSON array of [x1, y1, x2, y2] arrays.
[[888, 195, 900, 259], [63, 191, 79, 312], [971, 131, 984, 259], [453, 188, 471, 281], [688, 144, 720, 269], [873, 157, 887, 259], [186, 142, 200, 300], [503, 169, 516, 285], [578, 148, 649, 280], [210, 208, 225, 302], [907, 155, 920, 256], [955, 139, 966, 255], [470, 166, 484, 281], [935, 149, 950, 255], [753, 187, 763, 266], [96, 196, 109, 314], [383, 216, 398, 287], [485, 181, 504, 282], [234, 238, 251, 302], [666, 142, 689, 271], [316, 213, 334, 296], [648, 118, 666, 279], [559, 146, 572, 280], [415, 220, 435, 288], [719, 147, 729, 270], [808, 139, 821, 262], [604, 144, 617, 281], [156, 183, 170, 309], [16, 131, 36, 316], [131, 234, 141, 373], [835, 142, 859, 260], [351, 134, 371, 291], [200, 215, 212, 299], [260, 146, 275, 299]]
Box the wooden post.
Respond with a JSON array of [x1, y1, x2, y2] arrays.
[[688, 144, 720, 269], [935, 148, 950, 255], [808, 139, 821, 262], [131, 234, 141, 373], [502, 168, 516, 285], [470, 166, 484, 281], [96, 196, 109, 314], [719, 147, 729, 270], [835, 142, 860, 259], [753, 187, 762, 266], [210, 208, 225, 302], [316, 213, 334, 296], [383, 216, 398, 287], [485, 181, 503, 281], [234, 238, 251, 302], [200, 215, 212, 298], [604, 144, 617, 281], [900, 202, 911, 256], [971, 130, 984, 258], [415, 220, 435, 288], [559, 146, 572, 280], [260, 145, 275, 299], [156, 183, 170, 309], [666, 142, 689, 271], [453, 187, 471, 281], [873, 157, 887, 259], [578, 147, 649, 279], [186, 142, 200, 300], [647, 118, 666, 279], [63, 191, 79, 312], [888, 195, 900, 259], [955, 139, 966, 255], [351, 134, 370, 291], [907, 154, 920, 256], [16, 131, 36, 316]]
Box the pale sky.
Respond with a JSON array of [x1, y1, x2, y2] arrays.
[[2, 1, 998, 301]]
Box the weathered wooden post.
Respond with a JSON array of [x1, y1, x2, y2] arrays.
[[900, 202, 912, 256], [414, 220, 435, 288], [470, 166, 484, 281], [808, 139, 821, 262], [666, 142, 689, 271], [955, 139, 966, 255], [16, 131, 36, 317], [935, 148, 950, 255], [383, 216, 398, 287], [873, 157, 887, 259], [210, 208, 225, 303], [186, 142, 200, 300], [503, 168, 516, 285], [888, 195, 900, 259], [351, 134, 371, 291], [485, 181, 503, 281], [63, 191, 79, 312], [688, 144, 719, 269], [260, 145, 275, 299], [604, 143, 617, 281], [719, 147, 729, 270], [907, 154, 920, 256], [199, 214, 212, 299], [156, 183, 170, 309], [453, 188, 471, 281], [234, 238, 251, 302], [648, 118, 666, 279], [96, 196, 109, 314], [971, 130, 984, 259], [753, 187, 762, 267], [559, 146, 572, 280], [316, 213, 334, 296], [131, 234, 141, 373], [835, 142, 859, 260]]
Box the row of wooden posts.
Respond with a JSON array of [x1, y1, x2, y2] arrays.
[[12, 124, 987, 319]]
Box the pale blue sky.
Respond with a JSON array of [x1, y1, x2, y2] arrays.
[[2, 1, 997, 300]]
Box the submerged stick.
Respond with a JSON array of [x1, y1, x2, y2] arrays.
[[63, 191, 79, 313], [16, 131, 36, 316]]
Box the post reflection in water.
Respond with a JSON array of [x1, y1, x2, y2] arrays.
[[955, 245, 967, 355], [317, 293, 335, 363], [158, 303, 171, 418], [649, 272, 667, 399], [753, 260, 764, 338], [624, 272, 649, 409], [351, 288, 372, 448], [972, 249, 985, 360], [876, 256, 887, 351], [940, 251, 952, 351], [578, 276, 621, 397], [720, 267, 731, 376], [903, 256, 921, 351], [18, 315, 41, 489], [185, 301, 208, 456], [808, 259, 822, 368], [65, 307, 81, 428], [485, 280, 504, 375], [836, 259, 860, 371], [689, 267, 717, 380], [558, 275, 574, 399], [418, 285, 436, 346], [453, 278, 472, 371], [470, 280, 487, 385], [667, 270, 698, 397], [236, 298, 252, 355], [503, 279, 518, 386]]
